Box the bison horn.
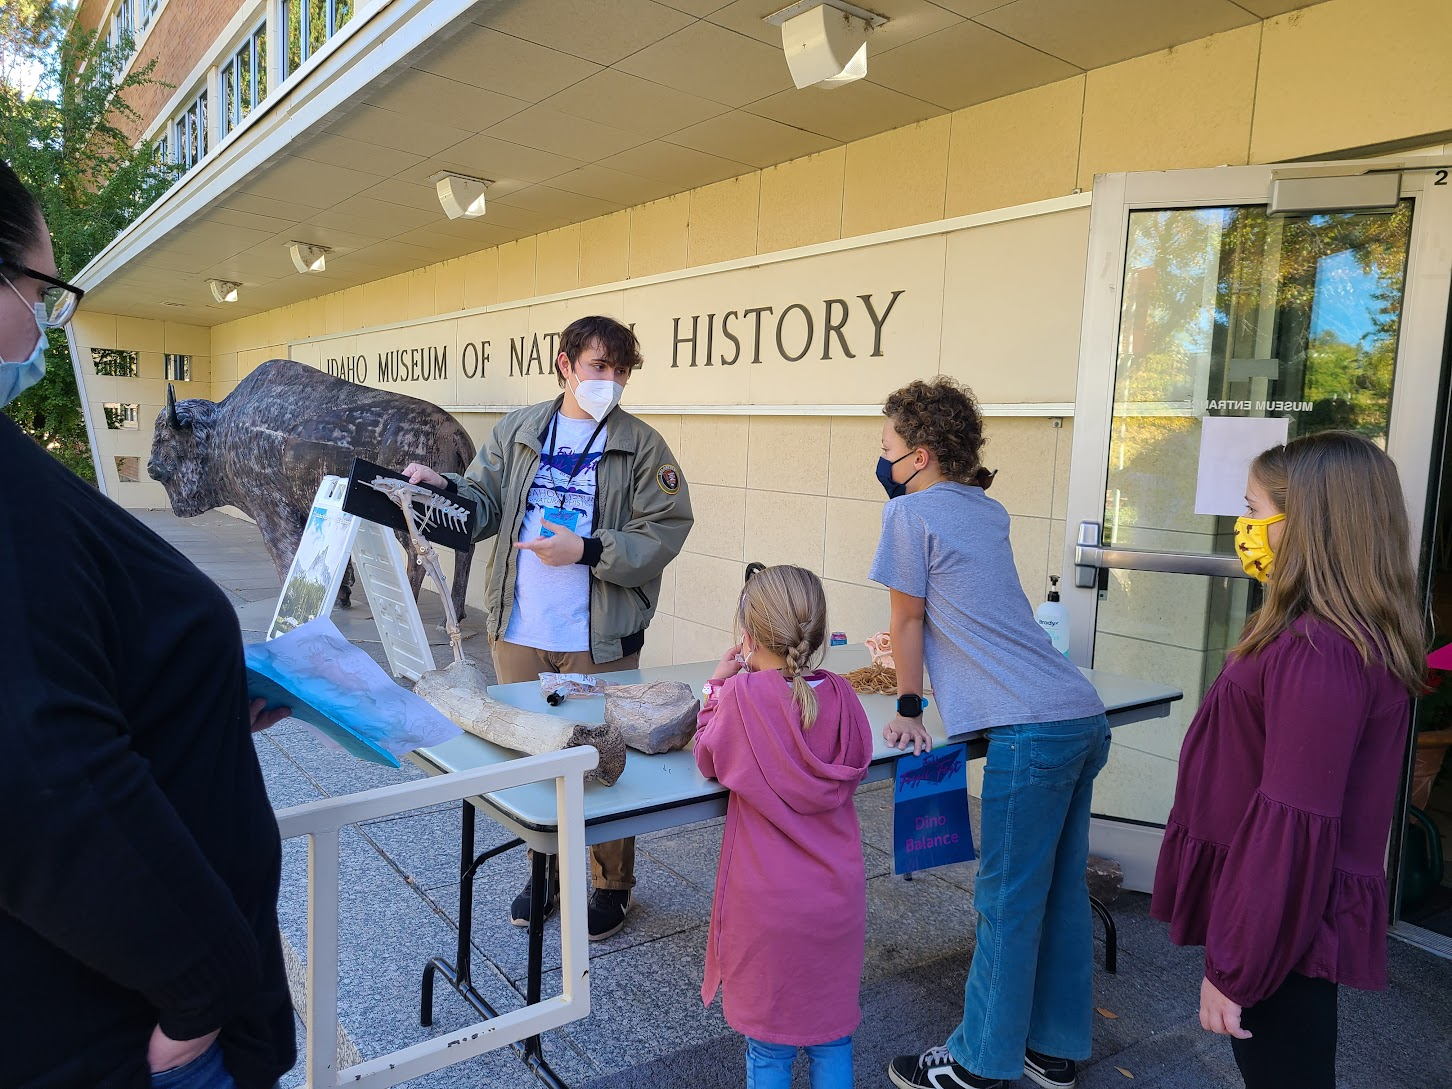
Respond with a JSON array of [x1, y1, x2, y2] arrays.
[[166, 384, 180, 428]]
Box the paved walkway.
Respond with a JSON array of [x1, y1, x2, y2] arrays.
[[139, 508, 1452, 1089]]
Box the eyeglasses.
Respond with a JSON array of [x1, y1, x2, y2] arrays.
[[1, 264, 85, 327]]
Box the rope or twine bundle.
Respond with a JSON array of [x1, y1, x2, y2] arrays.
[[841, 632, 898, 694]]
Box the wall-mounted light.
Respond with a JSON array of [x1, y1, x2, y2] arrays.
[[288, 241, 330, 273], [766, 1, 884, 90], [208, 279, 241, 303], [431, 171, 491, 219]]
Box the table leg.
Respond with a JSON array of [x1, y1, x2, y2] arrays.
[[418, 801, 571, 1088], [1090, 894, 1117, 974]]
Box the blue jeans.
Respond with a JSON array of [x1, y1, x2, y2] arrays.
[[745, 1035, 852, 1089], [948, 714, 1111, 1081], [150, 1043, 236, 1089]]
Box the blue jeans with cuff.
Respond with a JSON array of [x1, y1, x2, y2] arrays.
[[948, 714, 1111, 1081], [745, 1035, 852, 1089], [150, 1042, 236, 1089]]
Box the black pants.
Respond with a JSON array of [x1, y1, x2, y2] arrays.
[[1230, 972, 1338, 1089]]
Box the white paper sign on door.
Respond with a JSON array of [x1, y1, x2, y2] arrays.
[[1193, 416, 1290, 516]]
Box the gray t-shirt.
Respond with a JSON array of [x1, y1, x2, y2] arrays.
[[869, 482, 1104, 735]]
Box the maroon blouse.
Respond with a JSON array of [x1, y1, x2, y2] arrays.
[[1151, 616, 1410, 1008]]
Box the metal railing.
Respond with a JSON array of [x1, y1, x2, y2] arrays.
[[273, 746, 597, 1088]]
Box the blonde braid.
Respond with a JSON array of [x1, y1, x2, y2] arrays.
[[786, 633, 819, 730]]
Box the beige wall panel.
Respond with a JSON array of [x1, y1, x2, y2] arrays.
[[405, 266, 438, 321], [745, 489, 826, 572], [981, 417, 1060, 518], [1049, 517, 1068, 583], [1078, 25, 1260, 189], [115, 315, 166, 353], [824, 496, 886, 588], [451, 411, 502, 457], [1052, 419, 1074, 520], [675, 615, 733, 666], [162, 322, 209, 356], [212, 353, 238, 385], [73, 311, 116, 350], [435, 259, 466, 317], [679, 415, 749, 488], [842, 116, 951, 238], [362, 277, 410, 328], [1009, 514, 1052, 604], [758, 147, 845, 253], [580, 211, 631, 288], [673, 551, 748, 635], [947, 77, 1084, 218], [940, 208, 1090, 404], [323, 290, 347, 334], [828, 416, 890, 502], [655, 556, 679, 618], [498, 238, 538, 303], [460, 249, 500, 310], [536, 226, 582, 296], [747, 416, 830, 495], [822, 577, 890, 647], [681, 482, 746, 561], [1252, 0, 1452, 161], [687, 175, 760, 268], [629, 193, 690, 277], [639, 612, 677, 668], [342, 286, 369, 333], [636, 412, 683, 458]]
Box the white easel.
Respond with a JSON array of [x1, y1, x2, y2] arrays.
[[267, 476, 436, 681]]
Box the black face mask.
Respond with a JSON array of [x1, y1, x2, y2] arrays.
[[876, 451, 921, 499]]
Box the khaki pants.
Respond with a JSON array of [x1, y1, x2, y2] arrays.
[[490, 639, 639, 891]]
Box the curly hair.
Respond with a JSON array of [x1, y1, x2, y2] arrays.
[[883, 376, 987, 484], [555, 315, 643, 387]]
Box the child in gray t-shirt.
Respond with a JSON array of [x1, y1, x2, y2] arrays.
[[873, 377, 1110, 1089]]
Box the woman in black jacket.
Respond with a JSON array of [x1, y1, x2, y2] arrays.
[[0, 160, 295, 1089]]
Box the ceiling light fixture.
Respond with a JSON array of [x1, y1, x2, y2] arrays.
[[288, 240, 331, 273], [766, 1, 884, 90], [431, 171, 491, 220], [208, 279, 241, 303]]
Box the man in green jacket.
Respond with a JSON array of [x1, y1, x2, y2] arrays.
[[404, 315, 693, 940]]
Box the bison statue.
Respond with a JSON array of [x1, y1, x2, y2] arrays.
[[147, 359, 476, 619]]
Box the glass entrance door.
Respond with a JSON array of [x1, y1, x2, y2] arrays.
[[1062, 163, 1452, 891]]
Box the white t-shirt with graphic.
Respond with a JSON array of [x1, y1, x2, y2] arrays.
[[505, 413, 605, 652]]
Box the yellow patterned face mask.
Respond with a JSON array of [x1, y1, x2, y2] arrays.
[[1234, 513, 1285, 581]]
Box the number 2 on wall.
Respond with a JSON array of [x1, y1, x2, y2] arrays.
[[1436, 169, 1448, 186]]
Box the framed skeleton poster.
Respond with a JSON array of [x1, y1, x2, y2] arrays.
[[341, 458, 478, 552]]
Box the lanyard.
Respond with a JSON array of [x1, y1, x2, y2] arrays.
[[544, 412, 608, 507]]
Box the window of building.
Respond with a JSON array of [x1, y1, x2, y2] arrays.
[[221, 23, 268, 137], [164, 354, 192, 381], [108, 0, 135, 55], [170, 89, 208, 172], [103, 403, 140, 430], [115, 456, 141, 482], [282, 0, 354, 79], [92, 348, 140, 377]]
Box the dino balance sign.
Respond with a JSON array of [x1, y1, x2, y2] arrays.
[[893, 743, 975, 876]]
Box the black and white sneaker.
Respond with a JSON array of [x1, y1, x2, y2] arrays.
[[1024, 1047, 1077, 1089], [586, 887, 632, 941], [508, 873, 559, 928], [887, 1045, 1004, 1089]]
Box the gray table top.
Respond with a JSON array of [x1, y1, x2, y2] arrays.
[[410, 646, 1182, 838]]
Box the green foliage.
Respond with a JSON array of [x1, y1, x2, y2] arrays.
[[91, 347, 138, 376], [1, 18, 178, 482]]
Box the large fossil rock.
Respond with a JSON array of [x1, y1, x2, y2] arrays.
[[604, 680, 699, 754], [414, 661, 626, 785]]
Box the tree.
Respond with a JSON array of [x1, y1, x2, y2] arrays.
[[2, 16, 177, 481]]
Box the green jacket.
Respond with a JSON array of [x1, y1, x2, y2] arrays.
[[445, 397, 694, 664]]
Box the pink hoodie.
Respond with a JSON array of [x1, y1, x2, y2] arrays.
[[694, 668, 873, 1045]]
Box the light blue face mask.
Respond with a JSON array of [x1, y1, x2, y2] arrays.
[[1, 275, 48, 407]]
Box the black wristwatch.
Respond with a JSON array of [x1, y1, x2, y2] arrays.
[[896, 694, 926, 719]]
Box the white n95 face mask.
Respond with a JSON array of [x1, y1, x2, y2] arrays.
[[572, 375, 623, 422]]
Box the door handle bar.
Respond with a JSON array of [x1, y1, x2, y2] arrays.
[[1074, 520, 1247, 583]]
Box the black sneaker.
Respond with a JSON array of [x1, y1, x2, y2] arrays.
[[508, 873, 559, 928], [888, 1045, 1004, 1089], [1024, 1048, 1077, 1089], [586, 887, 632, 941]]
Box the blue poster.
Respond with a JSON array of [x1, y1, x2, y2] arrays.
[[893, 743, 975, 875]]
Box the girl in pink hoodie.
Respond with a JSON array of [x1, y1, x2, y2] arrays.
[[694, 564, 874, 1089]]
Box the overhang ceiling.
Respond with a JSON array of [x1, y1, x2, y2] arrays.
[[79, 0, 1329, 326]]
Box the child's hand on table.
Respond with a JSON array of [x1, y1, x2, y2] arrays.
[[885, 715, 933, 756]]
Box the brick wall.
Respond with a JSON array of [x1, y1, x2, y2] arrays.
[[117, 0, 247, 142]]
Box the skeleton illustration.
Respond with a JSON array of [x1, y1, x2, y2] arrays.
[[365, 476, 469, 664]]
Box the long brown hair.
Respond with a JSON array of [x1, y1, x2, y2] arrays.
[[737, 565, 828, 728], [1233, 431, 1425, 694]]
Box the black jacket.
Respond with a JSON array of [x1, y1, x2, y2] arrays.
[[0, 416, 294, 1088]]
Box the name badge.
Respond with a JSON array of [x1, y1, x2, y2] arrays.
[[539, 506, 582, 539]]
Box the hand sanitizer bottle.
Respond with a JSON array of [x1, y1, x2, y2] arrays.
[[1035, 576, 1070, 656]]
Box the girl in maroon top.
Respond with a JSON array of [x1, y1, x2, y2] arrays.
[[1152, 431, 1424, 1089]]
